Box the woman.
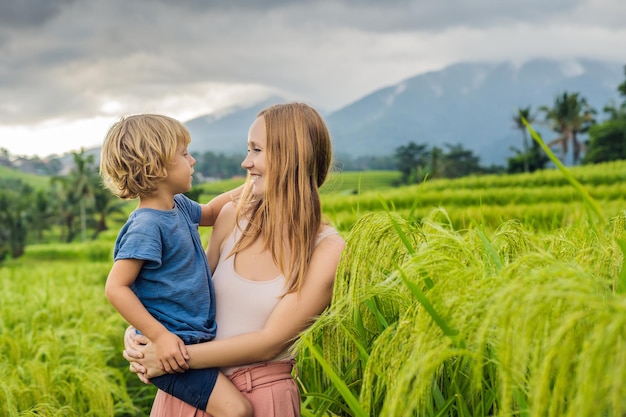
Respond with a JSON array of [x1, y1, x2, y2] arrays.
[[124, 102, 345, 416]]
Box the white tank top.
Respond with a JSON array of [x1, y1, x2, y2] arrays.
[[212, 221, 338, 374]]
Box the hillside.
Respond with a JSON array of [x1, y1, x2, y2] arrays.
[[326, 58, 623, 165], [183, 58, 624, 166]]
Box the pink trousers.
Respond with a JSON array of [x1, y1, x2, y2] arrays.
[[150, 360, 300, 417]]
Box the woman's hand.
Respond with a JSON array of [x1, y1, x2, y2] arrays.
[[122, 326, 172, 381]]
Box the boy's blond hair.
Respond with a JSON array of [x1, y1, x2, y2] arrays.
[[100, 114, 191, 199]]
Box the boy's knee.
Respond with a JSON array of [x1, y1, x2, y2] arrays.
[[230, 397, 253, 417]]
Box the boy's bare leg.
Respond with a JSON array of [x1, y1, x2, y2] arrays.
[[205, 372, 252, 417]]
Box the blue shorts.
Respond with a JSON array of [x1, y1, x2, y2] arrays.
[[150, 367, 219, 410]]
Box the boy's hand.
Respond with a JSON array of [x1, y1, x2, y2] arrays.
[[153, 331, 190, 373]]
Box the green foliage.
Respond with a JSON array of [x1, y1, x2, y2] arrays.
[[0, 178, 37, 259], [0, 165, 51, 189], [194, 170, 402, 202], [582, 117, 626, 164], [3, 158, 626, 415], [394, 142, 430, 183], [0, 260, 156, 416], [22, 241, 113, 262], [539, 91, 596, 165], [297, 211, 626, 416], [321, 160, 626, 233]]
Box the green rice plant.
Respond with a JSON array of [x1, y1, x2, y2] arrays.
[[320, 171, 401, 195], [297, 211, 423, 415], [298, 208, 626, 416], [0, 260, 156, 416], [22, 241, 113, 262]]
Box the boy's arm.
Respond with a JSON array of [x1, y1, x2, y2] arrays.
[[105, 259, 189, 372], [199, 184, 244, 227]]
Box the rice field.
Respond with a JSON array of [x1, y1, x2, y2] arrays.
[[2, 161, 626, 416]]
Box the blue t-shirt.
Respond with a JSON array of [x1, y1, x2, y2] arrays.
[[113, 194, 216, 343]]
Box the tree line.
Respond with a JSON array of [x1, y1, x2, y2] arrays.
[[393, 65, 626, 184], [0, 151, 126, 261]]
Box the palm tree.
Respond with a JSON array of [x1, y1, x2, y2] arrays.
[[72, 150, 94, 242], [540, 92, 596, 165], [513, 106, 535, 173], [91, 176, 126, 238], [50, 150, 99, 243]]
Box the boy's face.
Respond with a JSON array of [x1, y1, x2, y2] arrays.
[[164, 144, 196, 194]]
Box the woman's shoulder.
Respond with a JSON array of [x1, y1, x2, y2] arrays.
[[213, 201, 238, 234], [217, 201, 237, 220], [316, 225, 345, 249]]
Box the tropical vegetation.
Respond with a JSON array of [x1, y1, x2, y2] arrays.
[[1, 66, 626, 416], [2, 148, 626, 415]]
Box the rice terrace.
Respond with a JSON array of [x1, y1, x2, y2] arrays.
[[1, 156, 626, 415]]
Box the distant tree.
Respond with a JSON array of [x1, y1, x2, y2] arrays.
[[583, 67, 626, 164], [580, 65, 626, 164], [394, 142, 430, 184], [184, 187, 204, 203], [429, 146, 444, 179], [31, 188, 57, 242], [602, 99, 626, 122], [40, 157, 63, 175], [619, 65, 626, 97], [91, 177, 126, 239], [507, 139, 550, 174], [0, 179, 35, 259], [0, 148, 10, 167], [50, 150, 101, 243], [513, 106, 536, 173], [540, 92, 596, 165], [193, 151, 245, 180], [68, 150, 98, 242], [440, 143, 483, 178], [582, 119, 626, 164], [50, 176, 82, 243], [334, 154, 396, 171]]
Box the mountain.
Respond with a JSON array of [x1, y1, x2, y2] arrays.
[[326, 58, 624, 165], [185, 95, 287, 156], [177, 58, 624, 166]]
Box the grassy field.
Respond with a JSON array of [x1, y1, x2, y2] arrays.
[[195, 170, 401, 200], [0, 165, 51, 188], [2, 162, 626, 416]]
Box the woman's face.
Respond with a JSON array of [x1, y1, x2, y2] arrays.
[[241, 116, 267, 196]]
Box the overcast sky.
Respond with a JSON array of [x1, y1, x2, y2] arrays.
[[1, 0, 625, 157]]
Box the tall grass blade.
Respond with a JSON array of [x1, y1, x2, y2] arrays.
[[300, 337, 368, 417], [521, 114, 605, 223], [396, 266, 460, 343], [379, 195, 416, 255], [614, 238, 626, 294], [476, 229, 503, 273]]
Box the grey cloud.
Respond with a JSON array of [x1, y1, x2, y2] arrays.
[[280, 0, 591, 32], [0, 0, 76, 27], [0, 0, 624, 126]]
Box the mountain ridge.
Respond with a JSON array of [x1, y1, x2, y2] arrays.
[[40, 58, 623, 168], [325, 58, 623, 165], [183, 58, 623, 166]]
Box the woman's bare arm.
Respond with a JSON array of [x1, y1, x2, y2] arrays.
[[189, 233, 344, 368], [130, 232, 345, 377], [199, 185, 243, 227]]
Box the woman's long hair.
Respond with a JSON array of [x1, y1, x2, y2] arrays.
[[234, 102, 332, 293]]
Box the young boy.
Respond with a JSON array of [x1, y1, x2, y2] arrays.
[[100, 114, 251, 416]]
